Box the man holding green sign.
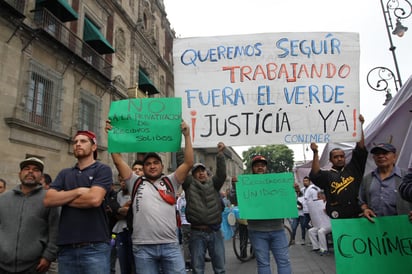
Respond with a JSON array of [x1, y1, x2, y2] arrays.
[[106, 119, 193, 274], [237, 155, 293, 274]]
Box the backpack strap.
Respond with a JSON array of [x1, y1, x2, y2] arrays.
[[161, 176, 175, 195], [131, 176, 175, 200], [131, 176, 144, 203]]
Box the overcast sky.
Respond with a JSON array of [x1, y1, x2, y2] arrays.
[[163, 0, 412, 160]]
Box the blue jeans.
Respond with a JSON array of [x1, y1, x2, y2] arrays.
[[189, 229, 225, 274], [291, 216, 305, 240], [58, 242, 111, 274], [248, 229, 292, 274], [133, 242, 185, 274], [116, 230, 135, 274]]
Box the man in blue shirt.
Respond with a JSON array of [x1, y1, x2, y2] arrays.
[[44, 130, 113, 274], [359, 143, 411, 222]]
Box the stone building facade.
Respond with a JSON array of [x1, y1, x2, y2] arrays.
[[0, 0, 243, 189]]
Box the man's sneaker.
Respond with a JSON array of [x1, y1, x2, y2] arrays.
[[205, 256, 211, 262], [185, 262, 192, 272], [319, 250, 330, 256], [311, 248, 320, 252]]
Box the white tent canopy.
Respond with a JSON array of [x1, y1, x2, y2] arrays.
[[295, 75, 412, 183]]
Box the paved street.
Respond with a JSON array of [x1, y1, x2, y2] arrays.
[[115, 231, 336, 274], [203, 238, 336, 274]]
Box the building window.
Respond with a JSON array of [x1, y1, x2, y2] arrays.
[[25, 61, 62, 130], [78, 90, 101, 138]]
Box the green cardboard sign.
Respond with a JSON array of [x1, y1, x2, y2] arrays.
[[108, 98, 182, 152], [236, 173, 297, 219], [331, 215, 412, 274]]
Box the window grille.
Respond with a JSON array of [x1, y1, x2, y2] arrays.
[[25, 61, 62, 131], [78, 90, 101, 140]]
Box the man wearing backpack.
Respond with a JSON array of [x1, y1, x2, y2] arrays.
[[106, 120, 193, 274]]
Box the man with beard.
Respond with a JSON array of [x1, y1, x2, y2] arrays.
[[0, 157, 59, 273], [309, 114, 368, 219], [43, 131, 113, 274]]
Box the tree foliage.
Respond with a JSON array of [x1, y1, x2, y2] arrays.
[[242, 145, 295, 174]]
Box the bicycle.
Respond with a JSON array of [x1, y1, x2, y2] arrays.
[[232, 222, 254, 262], [283, 220, 293, 246]]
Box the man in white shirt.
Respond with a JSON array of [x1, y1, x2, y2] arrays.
[[177, 191, 191, 271], [308, 191, 331, 256], [300, 176, 319, 245]]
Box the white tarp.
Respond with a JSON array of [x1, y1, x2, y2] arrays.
[[295, 75, 412, 182]]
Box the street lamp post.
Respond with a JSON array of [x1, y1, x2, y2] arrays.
[[367, 0, 411, 105]]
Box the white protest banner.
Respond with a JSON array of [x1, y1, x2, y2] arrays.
[[173, 32, 360, 148]]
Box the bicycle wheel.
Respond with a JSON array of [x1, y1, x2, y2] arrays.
[[283, 224, 293, 246], [233, 224, 254, 262]]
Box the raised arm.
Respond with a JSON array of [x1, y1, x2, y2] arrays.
[[357, 114, 365, 149], [310, 142, 320, 175], [213, 142, 227, 188], [105, 119, 133, 180], [111, 153, 133, 180], [175, 121, 194, 183]]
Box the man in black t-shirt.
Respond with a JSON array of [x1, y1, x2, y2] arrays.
[[309, 115, 368, 219]]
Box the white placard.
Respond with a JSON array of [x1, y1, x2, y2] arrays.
[[174, 32, 360, 148]]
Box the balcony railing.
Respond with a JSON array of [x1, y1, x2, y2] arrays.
[[34, 8, 112, 80], [1, 0, 26, 18]]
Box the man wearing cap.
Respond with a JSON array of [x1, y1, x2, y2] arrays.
[[247, 155, 292, 274], [182, 142, 227, 274], [43, 130, 113, 274], [0, 157, 59, 273], [359, 143, 411, 222], [309, 114, 368, 219], [106, 120, 193, 274]]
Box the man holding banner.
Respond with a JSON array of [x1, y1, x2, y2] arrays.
[[182, 142, 227, 274], [309, 114, 368, 219], [106, 120, 194, 274], [247, 155, 292, 274]]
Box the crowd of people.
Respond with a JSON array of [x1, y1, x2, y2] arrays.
[[1, 113, 412, 274], [289, 114, 412, 260]]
